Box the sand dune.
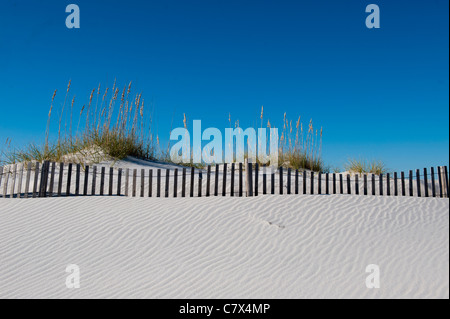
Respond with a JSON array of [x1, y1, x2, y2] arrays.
[[0, 194, 448, 299]]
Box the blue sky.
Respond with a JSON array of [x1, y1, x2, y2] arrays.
[[0, 0, 448, 172]]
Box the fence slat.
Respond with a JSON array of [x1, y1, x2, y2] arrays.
[[247, 162, 253, 197], [0, 167, 3, 197], [271, 170, 275, 195], [47, 162, 55, 197], [125, 168, 129, 197], [303, 170, 307, 195], [157, 169, 161, 198], [409, 170, 414, 197], [17, 164, 24, 198], [198, 171, 202, 197], [430, 167, 436, 198], [25, 163, 32, 198], [254, 163, 258, 196], [174, 169, 178, 197], [279, 167, 283, 195], [141, 169, 146, 198], [182, 168, 186, 197], [379, 174, 383, 196], [423, 168, 429, 198], [117, 168, 122, 196], [339, 174, 343, 195], [149, 170, 153, 197], [75, 164, 81, 196], [37, 162, 44, 198], [100, 167, 105, 196], [58, 163, 64, 197], [386, 173, 390, 196], [239, 163, 243, 197], [83, 165, 89, 196], [214, 164, 219, 196], [295, 170, 299, 195], [190, 167, 195, 197], [223, 163, 228, 196], [92, 166, 97, 196], [310, 171, 314, 195], [371, 174, 375, 196], [416, 169, 421, 197], [347, 174, 351, 195], [364, 174, 368, 195], [287, 168, 291, 195], [132, 169, 137, 197], [3, 168, 9, 198], [206, 165, 211, 197], [66, 163, 72, 196], [326, 173, 329, 195], [401, 172, 406, 196], [109, 168, 114, 196], [165, 169, 170, 198], [394, 172, 398, 196], [231, 163, 236, 196], [38, 162, 48, 198], [355, 175, 359, 195], [10, 164, 17, 198], [437, 166, 443, 198], [443, 166, 449, 198], [318, 172, 322, 195], [333, 173, 336, 194]]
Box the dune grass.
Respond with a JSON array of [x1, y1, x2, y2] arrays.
[[344, 158, 388, 175]]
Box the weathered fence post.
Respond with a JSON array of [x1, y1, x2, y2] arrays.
[[310, 171, 314, 195], [430, 167, 436, 197], [83, 165, 89, 196], [271, 169, 275, 195], [379, 174, 383, 196], [347, 174, 351, 195], [206, 165, 211, 197], [182, 168, 186, 197], [25, 163, 32, 198], [386, 173, 390, 196], [371, 174, 376, 196], [326, 172, 329, 195], [254, 163, 258, 196], [190, 167, 195, 197], [318, 172, 322, 195], [279, 166, 283, 195], [125, 168, 129, 197], [91, 166, 97, 196], [364, 174, 368, 196], [99, 166, 106, 196], [198, 171, 202, 197], [223, 163, 228, 196], [148, 170, 153, 197], [117, 168, 122, 196], [231, 163, 235, 196], [33, 162, 40, 198], [263, 165, 267, 195], [174, 169, 178, 197], [141, 169, 146, 197], [401, 172, 406, 196], [423, 168, 429, 198], [0, 166, 3, 197], [58, 163, 64, 197], [443, 166, 449, 198], [109, 167, 114, 196], [10, 164, 17, 198], [247, 161, 253, 197], [2, 167, 8, 198], [409, 170, 414, 197], [339, 174, 343, 195], [75, 164, 81, 196], [17, 164, 24, 198], [332, 173, 336, 195], [355, 174, 359, 195], [214, 164, 219, 196], [287, 168, 292, 195], [157, 169, 161, 197], [394, 172, 398, 196], [132, 169, 137, 197], [165, 169, 170, 198], [295, 170, 299, 195], [303, 170, 307, 195], [239, 163, 243, 197], [416, 169, 421, 197], [437, 166, 443, 198]]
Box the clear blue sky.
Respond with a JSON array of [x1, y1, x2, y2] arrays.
[[0, 0, 448, 172]]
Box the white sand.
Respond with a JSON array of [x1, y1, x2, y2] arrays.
[[0, 194, 448, 299]]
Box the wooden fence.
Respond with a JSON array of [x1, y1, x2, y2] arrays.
[[0, 161, 449, 199]]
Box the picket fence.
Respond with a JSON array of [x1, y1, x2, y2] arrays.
[[0, 161, 448, 199]]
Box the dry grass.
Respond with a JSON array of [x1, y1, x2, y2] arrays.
[[345, 158, 388, 175]]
